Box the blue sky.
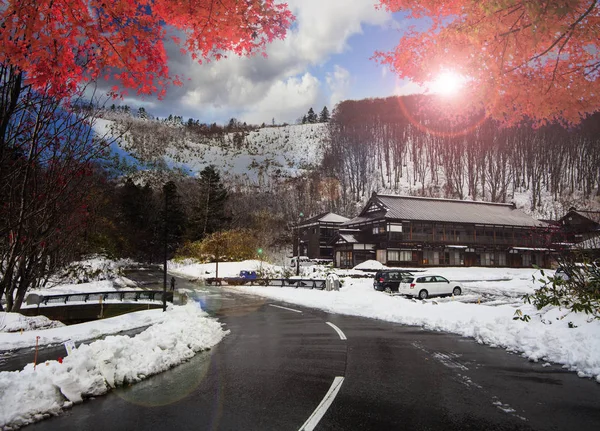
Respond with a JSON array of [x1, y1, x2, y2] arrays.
[[119, 1, 418, 125]]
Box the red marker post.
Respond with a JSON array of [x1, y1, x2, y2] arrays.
[[33, 336, 40, 370]]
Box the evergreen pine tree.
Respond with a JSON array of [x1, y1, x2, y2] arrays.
[[307, 107, 318, 123], [119, 179, 159, 261], [162, 181, 187, 257], [188, 166, 229, 241], [319, 106, 330, 123]]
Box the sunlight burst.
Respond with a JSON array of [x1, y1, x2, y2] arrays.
[[430, 71, 466, 96]]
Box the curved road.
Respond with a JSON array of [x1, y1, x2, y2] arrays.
[[28, 274, 599, 431]]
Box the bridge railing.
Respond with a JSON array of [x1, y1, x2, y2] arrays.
[[205, 278, 326, 289], [26, 290, 174, 306]]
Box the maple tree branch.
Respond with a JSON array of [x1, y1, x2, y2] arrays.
[[504, 0, 598, 74]]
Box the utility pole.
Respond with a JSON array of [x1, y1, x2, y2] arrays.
[[296, 212, 304, 276], [163, 184, 169, 312]]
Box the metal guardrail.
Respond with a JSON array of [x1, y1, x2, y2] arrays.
[[205, 278, 326, 289], [26, 290, 174, 306]]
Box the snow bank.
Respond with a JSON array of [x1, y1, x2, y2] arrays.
[[352, 260, 385, 271], [0, 313, 64, 333], [0, 308, 172, 352], [0, 303, 228, 429]]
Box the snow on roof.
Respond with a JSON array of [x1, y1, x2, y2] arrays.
[[339, 234, 358, 243], [319, 213, 350, 223], [345, 193, 545, 227]]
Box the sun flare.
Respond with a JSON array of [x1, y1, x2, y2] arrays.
[[430, 71, 466, 96]]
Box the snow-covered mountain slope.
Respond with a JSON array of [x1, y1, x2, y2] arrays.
[[94, 117, 328, 183]]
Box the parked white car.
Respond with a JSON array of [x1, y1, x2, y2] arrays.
[[398, 274, 463, 299]]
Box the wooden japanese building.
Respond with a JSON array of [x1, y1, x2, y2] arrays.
[[294, 212, 350, 261], [557, 208, 600, 244], [333, 193, 552, 269]]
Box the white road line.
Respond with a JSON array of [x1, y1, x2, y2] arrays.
[[268, 304, 302, 313], [299, 376, 345, 431], [326, 322, 347, 340]]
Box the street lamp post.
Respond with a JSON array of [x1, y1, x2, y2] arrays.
[[162, 184, 169, 312], [296, 212, 304, 276]]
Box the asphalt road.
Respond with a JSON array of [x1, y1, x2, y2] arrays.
[[27, 273, 599, 431]]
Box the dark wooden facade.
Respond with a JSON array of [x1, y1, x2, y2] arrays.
[[293, 212, 349, 260], [557, 209, 600, 244], [333, 193, 552, 269]]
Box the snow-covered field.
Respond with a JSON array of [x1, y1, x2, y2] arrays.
[[172, 260, 600, 383], [0, 303, 227, 429]]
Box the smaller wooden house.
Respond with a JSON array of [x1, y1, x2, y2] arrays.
[[557, 208, 600, 244], [293, 212, 349, 261]]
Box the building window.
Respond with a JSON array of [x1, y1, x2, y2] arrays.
[[423, 250, 440, 265], [479, 252, 494, 266], [340, 251, 353, 268], [388, 250, 414, 262], [497, 252, 506, 266]]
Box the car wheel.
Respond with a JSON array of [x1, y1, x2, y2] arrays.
[[452, 286, 462, 296], [384, 286, 392, 294], [418, 289, 428, 300]]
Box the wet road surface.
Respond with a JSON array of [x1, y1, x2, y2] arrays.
[[22, 272, 600, 431]]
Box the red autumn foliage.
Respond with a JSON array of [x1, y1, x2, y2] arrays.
[[375, 0, 600, 125], [0, 0, 294, 98]]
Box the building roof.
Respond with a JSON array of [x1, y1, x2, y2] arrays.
[[338, 233, 359, 244], [343, 193, 546, 228], [298, 211, 349, 227], [560, 209, 600, 227]]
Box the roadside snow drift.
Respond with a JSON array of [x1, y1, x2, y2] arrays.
[[0, 303, 228, 429]]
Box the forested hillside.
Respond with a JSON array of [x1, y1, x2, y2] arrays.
[[101, 95, 600, 224], [325, 96, 600, 220]]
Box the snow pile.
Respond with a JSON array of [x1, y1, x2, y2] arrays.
[[51, 255, 135, 285], [0, 313, 64, 333], [353, 260, 385, 271], [0, 303, 228, 429], [0, 308, 173, 352], [32, 280, 118, 296], [170, 259, 282, 279]]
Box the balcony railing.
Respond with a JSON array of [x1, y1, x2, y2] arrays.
[[381, 233, 549, 247]]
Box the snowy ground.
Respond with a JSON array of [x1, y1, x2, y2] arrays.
[[1, 259, 598, 428], [171, 260, 600, 383], [0, 303, 228, 429]]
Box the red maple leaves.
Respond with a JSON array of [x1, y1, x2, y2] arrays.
[[375, 0, 600, 125], [0, 0, 294, 99]]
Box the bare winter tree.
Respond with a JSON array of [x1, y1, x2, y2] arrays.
[[0, 65, 115, 311]]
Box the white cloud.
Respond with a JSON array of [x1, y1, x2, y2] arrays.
[[394, 79, 425, 96], [242, 73, 321, 124], [147, 0, 391, 124], [326, 65, 351, 107]]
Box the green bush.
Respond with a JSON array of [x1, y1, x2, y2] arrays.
[[522, 261, 600, 320]]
